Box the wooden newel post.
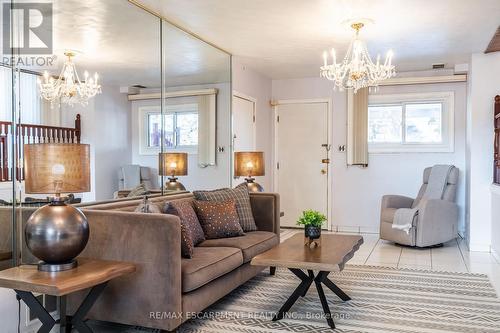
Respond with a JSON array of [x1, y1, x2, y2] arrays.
[[75, 114, 81, 144], [494, 95, 500, 184]]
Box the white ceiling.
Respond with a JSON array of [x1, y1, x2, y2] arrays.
[[11, 0, 230, 87], [138, 0, 500, 79]]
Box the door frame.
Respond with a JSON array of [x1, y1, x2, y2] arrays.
[[232, 90, 257, 150], [272, 98, 333, 230]]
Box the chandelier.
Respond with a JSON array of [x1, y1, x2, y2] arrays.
[[320, 22, 395, 93], [38, 51, 102, 107]]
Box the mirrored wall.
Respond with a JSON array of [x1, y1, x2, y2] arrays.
[[0, 0, 232, 268]]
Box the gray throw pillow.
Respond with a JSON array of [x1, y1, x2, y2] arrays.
[[193, 185, 257, 232]]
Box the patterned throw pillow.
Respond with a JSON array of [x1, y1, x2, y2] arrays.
[[193, 200, 244, 239], [193, 185, 257, 232], [165, 199, 205, 258], [134, 196, 161, 213]]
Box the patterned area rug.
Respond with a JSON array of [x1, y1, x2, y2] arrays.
[[90, 265, 500, 333]]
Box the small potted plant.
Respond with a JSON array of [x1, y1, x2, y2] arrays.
[[297, 210, 326, 247]]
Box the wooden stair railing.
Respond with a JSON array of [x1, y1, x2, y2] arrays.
[[0, 114, 81, 182]]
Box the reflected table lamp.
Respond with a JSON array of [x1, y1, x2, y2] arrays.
[[24, 143, 91, 272], [159, 152, 188, 191], [234, 151, 265, 192]]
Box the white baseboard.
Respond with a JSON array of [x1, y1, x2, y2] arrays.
[[492, 248, 500, 262], [330, 225, 379, 234], [468, 243, 491, 252]]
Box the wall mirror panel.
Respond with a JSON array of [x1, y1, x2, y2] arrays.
[[2, 0, 232, 266]]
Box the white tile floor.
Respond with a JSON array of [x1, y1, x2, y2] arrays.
[[281, 229, 500, 293]]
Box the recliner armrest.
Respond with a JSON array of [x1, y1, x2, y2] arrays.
[[381, 195, 414, 209]]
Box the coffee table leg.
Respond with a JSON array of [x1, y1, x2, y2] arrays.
[[70, 282, 108, 333], [15, 290, 56, 333], [320, 272, 351, 301], [314, 278, 335, 329], [273, 269, 312, 321], [300, 270, 315, 297]]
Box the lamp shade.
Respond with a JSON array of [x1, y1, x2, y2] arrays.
[[159, 152, 188, 176], [234, 151, 265, 177], [24, 143, 90, 194]]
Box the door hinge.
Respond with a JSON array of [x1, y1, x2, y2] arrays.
[[277, 115, 280, 123], [277, 162, 280, 170], [253, 115, 256, 123]]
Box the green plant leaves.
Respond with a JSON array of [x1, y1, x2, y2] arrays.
[[296, 209, 326, 227]]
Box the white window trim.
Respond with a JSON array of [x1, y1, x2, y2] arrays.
[[368, 91, 455, 153], [138, 104, 199, 156]]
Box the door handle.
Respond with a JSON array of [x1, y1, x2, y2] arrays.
[[321, 169, 327, 175]]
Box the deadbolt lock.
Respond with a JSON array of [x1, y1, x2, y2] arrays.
[[322, 158, 330, 164], [321, 169, 327, 175]]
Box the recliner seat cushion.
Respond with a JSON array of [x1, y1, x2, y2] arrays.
[[198, 231, 278, 263], [181, 247, 243, 293]]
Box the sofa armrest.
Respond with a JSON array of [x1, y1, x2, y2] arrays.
[[381, 195, 414, 210], [416, 199, 459, 247], [249, 192, 280, 240], [69, 209, 183, 331]]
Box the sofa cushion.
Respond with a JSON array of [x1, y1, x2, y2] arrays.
[[165, 199, 205, 258], [193, 186, 257, 232], [381, 208, 397, 223], [198, 231, 278, 263], [181, 247, 243, 293], [193, 200, 244, 239]]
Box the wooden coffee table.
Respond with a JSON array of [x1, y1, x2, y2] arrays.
[[0, 258, 135, 333], [251, 233, 363, 329]]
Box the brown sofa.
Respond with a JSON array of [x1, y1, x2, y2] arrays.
[[65, 191, 281, 332]]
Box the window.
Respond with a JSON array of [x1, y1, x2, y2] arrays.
[[368, 92, 454, 153], [147, 112, 198, 149], [139, 104, 199, 155]]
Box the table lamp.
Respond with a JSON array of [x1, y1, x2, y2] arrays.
[[24, 143, 91, 272], [159, 152, 188, 191], [234, 151, 265, 192]]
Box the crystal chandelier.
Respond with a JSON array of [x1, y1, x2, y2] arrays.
[[320, 22, 396, 93], [38, 51, 102, 107]]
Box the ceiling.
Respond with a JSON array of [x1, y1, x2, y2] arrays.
[[9, 0, 230, 87], [138, 0, 500, 79]]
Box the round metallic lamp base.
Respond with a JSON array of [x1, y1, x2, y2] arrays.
[[245, 178, 264, 192], [165, 177, 186, 191], [38, 260, 78, 272]]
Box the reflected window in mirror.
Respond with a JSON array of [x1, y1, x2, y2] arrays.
[[147, 104, 199, 150]]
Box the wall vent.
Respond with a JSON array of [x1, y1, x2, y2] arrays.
[[432, 63, 445, 69]]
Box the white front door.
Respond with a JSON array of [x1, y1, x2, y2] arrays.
[[275, 101, 330, 228]]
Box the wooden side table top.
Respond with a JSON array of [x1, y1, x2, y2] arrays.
[[251, 233, 363, 272], [0, 258, 136, 296]]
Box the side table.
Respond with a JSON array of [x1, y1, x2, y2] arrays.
[[0, 258, 136, 333]]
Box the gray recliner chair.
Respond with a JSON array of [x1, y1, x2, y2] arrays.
[[380, 166, 459, 247]]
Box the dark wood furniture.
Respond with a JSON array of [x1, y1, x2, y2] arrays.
[[0, 258, 135, 333], [494, 95, 500, 184], [0, 114, 81, 182], [251, 233, 363, 329]]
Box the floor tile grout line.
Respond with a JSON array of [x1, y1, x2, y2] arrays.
[[364, 238, 380, 265], [456, 237, 470, 273], [396, 246, 403, 268]]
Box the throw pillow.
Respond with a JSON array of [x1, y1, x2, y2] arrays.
[[165, 199, 205, 258], [134, 196, 161, 213], [193, 200, 244, 239], [193, 185, 257, 232], [127, 183, 149, 197]]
